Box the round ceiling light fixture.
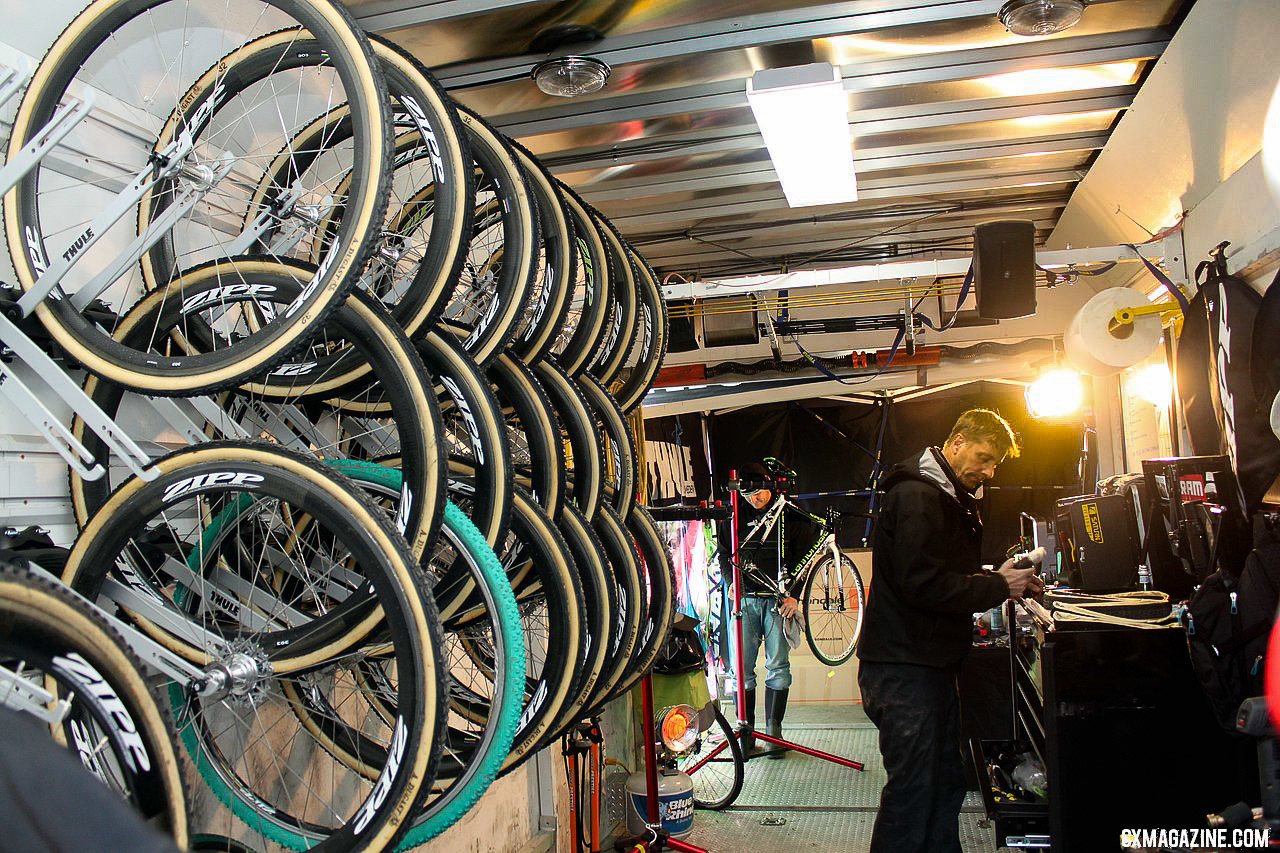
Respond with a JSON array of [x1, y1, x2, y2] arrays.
[[998, 0, 1087, 36], [531, 56, 611, 98]]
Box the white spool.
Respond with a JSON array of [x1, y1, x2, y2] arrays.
[[1064, 287, 1162, 376]]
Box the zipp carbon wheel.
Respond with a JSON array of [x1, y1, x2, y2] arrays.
[[62, 442, 445, 852], [550, 183, 611, 376], [69, 260, 447, 567], [0, 562, 188, 846], [5, 0, 392, 394], [611, 244, 668, 413], [602, 505, 675, 702]]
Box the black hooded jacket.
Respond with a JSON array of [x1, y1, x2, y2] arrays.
[[857, 447, 1010, 668]]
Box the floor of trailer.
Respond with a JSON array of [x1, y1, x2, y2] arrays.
[[681, 700, 1003, 853]]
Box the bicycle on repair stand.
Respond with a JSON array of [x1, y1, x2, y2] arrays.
[[731, 458, 866, 667]]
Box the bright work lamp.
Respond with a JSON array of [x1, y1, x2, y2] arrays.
[[1128, 363, 1173, 407], [1026, 368, 1084, 419], [659, 704, 699, 754], [746, 62, 858, 208]]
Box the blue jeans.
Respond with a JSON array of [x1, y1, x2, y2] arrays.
[[735, 595, 791, 691]]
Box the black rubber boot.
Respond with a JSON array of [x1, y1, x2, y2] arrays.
[[765, 687, 789, 759], [739, 687, 756, 755]]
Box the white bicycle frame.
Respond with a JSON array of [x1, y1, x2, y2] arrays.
[[734, 491, 839, 601]]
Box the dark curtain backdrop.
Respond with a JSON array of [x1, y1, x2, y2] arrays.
[[708, 382, 1084, 563]]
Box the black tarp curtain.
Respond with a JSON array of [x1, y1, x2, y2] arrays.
[[647, 383, 1083, 565]]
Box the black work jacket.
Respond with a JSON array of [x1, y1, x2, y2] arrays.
[[857, 447, 1010, 668]]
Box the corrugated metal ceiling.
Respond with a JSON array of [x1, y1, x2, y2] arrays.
[[347, 0, 1189, 281]]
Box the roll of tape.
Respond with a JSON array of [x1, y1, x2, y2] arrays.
[[1064, 287, 1162, 376]]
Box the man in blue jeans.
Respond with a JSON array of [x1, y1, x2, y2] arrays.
[[732, 461, 812, 758]]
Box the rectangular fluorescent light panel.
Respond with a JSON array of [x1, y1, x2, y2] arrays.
[[746, 62, 857, 208]]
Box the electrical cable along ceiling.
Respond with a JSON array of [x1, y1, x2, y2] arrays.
[[347, 0, 1189, 282]]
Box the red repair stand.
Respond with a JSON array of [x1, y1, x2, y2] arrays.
[[728, 468, 865, 770]]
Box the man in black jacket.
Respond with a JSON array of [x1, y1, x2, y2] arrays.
[[858, 409, 1041, 853]]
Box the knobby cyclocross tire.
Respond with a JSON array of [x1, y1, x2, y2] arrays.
[[63, 441, 445, 852], [577, 373, 637, 519], [441, 106, 539, 367], [0, 561, 189, 847], [416, 325, 512, 547], [586, 207, 638, 386], [533, 359, 604, 521], [611, 244, 669, 414], [551, 183, 611, 376], [6, 1, 392, 394], [507, 138, 575, 366], [583, 506, 644, 714], [542, 502, 614, 745], [602, 505, 676, 703], [489, 351, 564, 519], [69, 260, 446, 566]]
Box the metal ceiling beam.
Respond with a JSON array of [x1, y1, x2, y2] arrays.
[[658, 238, 1183, 300], [631, 196, 1071, 248], [639, 218, 1059, 269], [491, 30, 1167, 137], [573, 133, 1105, 203], [545, 123, 1108, 174], [351, 0, 544, 30], [604, 169, 1084, 229], [432, 0, 1007, 88], [541, 89, 1132, 173]]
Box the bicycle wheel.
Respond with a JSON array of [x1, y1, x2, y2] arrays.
[[802, 552, 865, 667], [489, 351, 564, 519], [583, 506, 644, 714], [611, 244, 669, 413], [676, 706, 744, 811], [439, 106, 539, 367], [271, 465, 522, 847], [507, 138, 574, 366], [415, 326, 512, 547], [586, 209, 638, 385], [0, 561, 189, 846], [491, 486, 585, 773], [603, 505, 676, 703], [69, 261, 447, 565], [6, 0, 392, 394], [62, 442, 446, 851], [577, 373, 637, 519], [241, 33, 473, 339], [550, 183, 611, 376], [542, 503, 614, 745], [533, 360, 604, 520]]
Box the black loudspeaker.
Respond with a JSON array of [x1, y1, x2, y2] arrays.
[[973, 220, 1037, 319]]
